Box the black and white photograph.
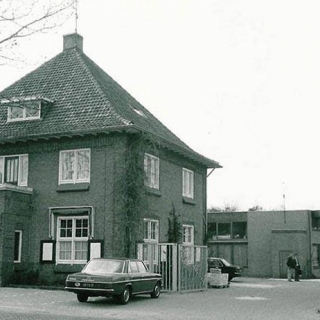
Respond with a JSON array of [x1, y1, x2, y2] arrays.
[[1, 1, 320, 319]]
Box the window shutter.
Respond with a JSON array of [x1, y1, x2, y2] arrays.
[[19, 155, 28, 186]]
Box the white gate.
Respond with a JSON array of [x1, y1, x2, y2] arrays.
[[137, 243, 207, 292]]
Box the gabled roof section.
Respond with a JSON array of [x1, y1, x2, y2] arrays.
[[0, 34, 221, 169]]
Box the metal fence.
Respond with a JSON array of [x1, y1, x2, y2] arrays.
[[137, 243, 207, 292]]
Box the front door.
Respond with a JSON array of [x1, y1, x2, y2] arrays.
[[279, 250, 291, 278]]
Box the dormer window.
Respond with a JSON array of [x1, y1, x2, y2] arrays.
[[8, 100, 41, 121], [1, 96, 53, 123]]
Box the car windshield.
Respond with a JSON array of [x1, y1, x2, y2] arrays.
[[220, 258, 231, 266], [83, 260, 125, 275]]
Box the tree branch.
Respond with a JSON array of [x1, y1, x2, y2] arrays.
[[0, 1, 75, 46]]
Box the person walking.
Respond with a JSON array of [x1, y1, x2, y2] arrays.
[[286, 254, 295, 282], [293, 253, 300, 282]]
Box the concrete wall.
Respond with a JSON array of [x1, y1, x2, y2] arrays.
[[247, 210, 309, 277], [207, 210, 313, 279], [271, 230, 308, 278]]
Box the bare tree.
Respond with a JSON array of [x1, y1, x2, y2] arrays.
[[208, 202, 239, 213], [0, 0, 75, 64], [248, 205, 263, 212]]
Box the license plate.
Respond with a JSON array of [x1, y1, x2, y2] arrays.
[[82, 283, 94, 288]]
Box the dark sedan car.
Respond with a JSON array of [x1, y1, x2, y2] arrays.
[[65, 258, 162, 304], [207, 257, 243, 281]]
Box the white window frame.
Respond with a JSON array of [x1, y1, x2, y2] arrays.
[[183, 224, 194, 245], [0, 154, 28, 186], [182, 168, 194, 199], [143, 219, 159, 266], [312, 244, 320, 267], [59, 149, 90, 184], [56, 216, 89, 264], [182, 224, 194, 264], [144, 153, 159, 189], [143, 219, 159, 242], [7, 101, 41, 122], [14, 230, 22, 263]]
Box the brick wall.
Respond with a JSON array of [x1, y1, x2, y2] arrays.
[[0, 132, 208, 285]]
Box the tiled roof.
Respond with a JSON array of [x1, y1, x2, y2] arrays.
[[0, 35, 221, 168]]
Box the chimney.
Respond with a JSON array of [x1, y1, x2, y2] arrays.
[[63, 33, 83, 51]]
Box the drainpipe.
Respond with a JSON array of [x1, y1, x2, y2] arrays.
[[308, 210, 312, 278], [205, 168, 216, 244]]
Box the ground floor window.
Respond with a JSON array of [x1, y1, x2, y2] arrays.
[[143, 219, 159, 265], [312, 244, 320, 267], [14, 230, 22, 263], [182, 224, 194, 264], [46, 207, 97, 264], [143, 219, 159, 242], [56, 216, 89, 264]]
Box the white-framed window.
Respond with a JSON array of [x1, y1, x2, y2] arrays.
[[0, 154, 28, 186], [143, 219, 159, 265], [59, 149, 90, 184], [182, 168, 194, 199], [182, 224, 194, 264], [14, 230, 22, 263], [144, 219, 159, 242], [144, 153, 159, 189], [183, 224, 194, 245], [7, 100, 41, 122], [56, 216, 89, 264]]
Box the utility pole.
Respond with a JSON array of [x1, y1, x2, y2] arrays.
[[283, 182, 286, 223], [75, 0, 79, 33]]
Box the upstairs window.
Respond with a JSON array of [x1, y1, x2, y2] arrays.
[[208, 222, 247, 240], [232, 222, 247, 239], [312, 211, 320, 230], [0, 154, 28, 186], [2, 96, 53, 123], [7, 100, 41, 122], [207, 222, 217, 240], [182, 168, 194, 199], [217, 223, 231, 239], [144, 153, 159, 189], [59, 149, 90, 184]]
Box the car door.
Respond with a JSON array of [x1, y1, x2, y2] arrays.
[[137, 261, 155, 292], [128, 261, 141, 294]]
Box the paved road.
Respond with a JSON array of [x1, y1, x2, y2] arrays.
[[0, 278, 320, 320]]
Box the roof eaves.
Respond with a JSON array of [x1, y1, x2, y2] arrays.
[[130, 125, 222, 169], [0, 124, 139, 144]]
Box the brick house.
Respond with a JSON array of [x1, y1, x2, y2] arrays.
[[0, 33, 221, 286]]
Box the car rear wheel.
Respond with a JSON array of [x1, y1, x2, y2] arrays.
[[77, 293, 89, 303], [150, 282, 161, 299], [118, 286, 131, 304]]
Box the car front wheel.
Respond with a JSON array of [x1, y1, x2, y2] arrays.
[[77, 293, 89, 303], [150, 282, 161, 299], [118, 286, 131, 304]]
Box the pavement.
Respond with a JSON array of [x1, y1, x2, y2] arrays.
[[1, 277, 320, 319]]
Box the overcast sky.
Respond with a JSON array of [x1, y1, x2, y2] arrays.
[[1, 0, 320, 211]]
